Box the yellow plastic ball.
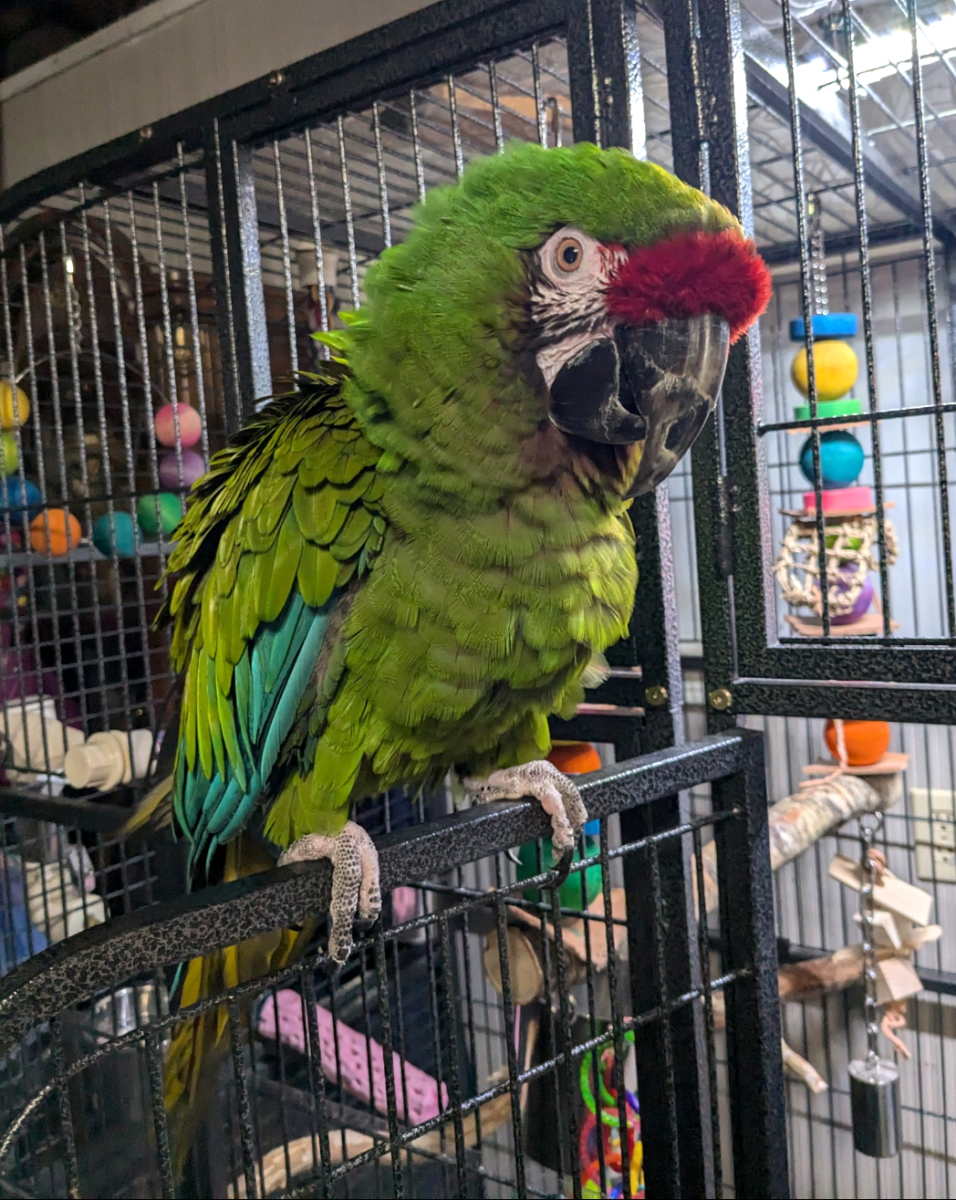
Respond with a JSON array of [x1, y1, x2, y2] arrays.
[[790, 340, 858, 401], [0, 381, 30, 430]]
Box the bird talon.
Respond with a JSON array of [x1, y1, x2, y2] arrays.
[[321, 957, 344, 984], [551, 845, 576, 888], [278, 821, 381, 967], [466, 760, 588, 859]]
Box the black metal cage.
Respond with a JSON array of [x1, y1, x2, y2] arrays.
[[4, 0, 956, 1194], [0, 732, 785, 1200]]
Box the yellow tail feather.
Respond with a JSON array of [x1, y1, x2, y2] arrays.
[[163, 835, 312, 1179], [121, 773, 175, 837]]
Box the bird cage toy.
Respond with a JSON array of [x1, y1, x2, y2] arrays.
[[773, 196, 898, 636], [579, 1033, 644, 1199]]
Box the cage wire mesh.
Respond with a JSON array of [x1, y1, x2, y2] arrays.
[[0, 30, 750, 1200], [251, 42, 574, 370], [8, 0, 956, 1194], [0, 741, 770, 1200], [0, 143, 233, 967], [0, 36, 581, 935], [661, 0, 956, 1193]]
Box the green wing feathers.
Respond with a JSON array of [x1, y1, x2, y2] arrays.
[[163, 374, 385, 875]]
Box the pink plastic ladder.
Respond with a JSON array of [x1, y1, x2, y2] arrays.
[[258, 989, 447, 1125]]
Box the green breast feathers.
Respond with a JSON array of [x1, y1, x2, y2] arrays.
[[163, 367, 636, 873]]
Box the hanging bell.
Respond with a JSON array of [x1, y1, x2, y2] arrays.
[[848, 1053, 901, 1158]]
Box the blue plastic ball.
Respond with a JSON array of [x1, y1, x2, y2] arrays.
[[799, 430, 865, 489], [92, 511, 137, 559], [0, 476, 41, 520]]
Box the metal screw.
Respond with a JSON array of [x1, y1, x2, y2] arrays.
[[645, 685, 668, 707], [269, 70, 285, 86], [139, 126, 153, 141], [708, 687, 733, 711]]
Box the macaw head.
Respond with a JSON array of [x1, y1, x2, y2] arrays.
[[340, 141, 770, 500]]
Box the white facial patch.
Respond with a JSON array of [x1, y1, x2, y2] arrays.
[[529, 227, 627, 385], [536, 328, 611, 388]]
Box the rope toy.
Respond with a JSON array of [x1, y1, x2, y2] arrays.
[[775, 516, 898, 614]]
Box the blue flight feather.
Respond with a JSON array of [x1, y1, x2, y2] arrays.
[[260, 611, 328, 782], [216, 770, 264, 845]]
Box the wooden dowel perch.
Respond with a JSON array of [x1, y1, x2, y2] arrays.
[[698, 772, 902, 914], [229, 1086, 514, 1197]]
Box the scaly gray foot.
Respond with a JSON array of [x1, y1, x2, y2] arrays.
[[277, 821, 381, 964], [465, 760, 589, 856]]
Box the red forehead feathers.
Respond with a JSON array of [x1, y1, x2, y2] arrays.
[[605, 228, 772, 342]]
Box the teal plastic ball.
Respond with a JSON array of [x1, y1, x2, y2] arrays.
[[0, 476, 41, 520], [798, 430, 865, 489], [517, 837, 603, 909], [136, 492, 182, 539], [92, 512, 137, 558]]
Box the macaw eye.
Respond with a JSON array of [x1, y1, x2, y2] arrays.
[[554, 236, 584, 273]]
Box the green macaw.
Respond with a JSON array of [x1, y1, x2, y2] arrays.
[[144, 140, 770, 1135]]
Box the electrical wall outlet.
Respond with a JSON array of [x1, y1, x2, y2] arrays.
[[910, 787, 956, 883]]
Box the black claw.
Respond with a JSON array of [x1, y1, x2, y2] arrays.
[[322, 955, 345, 983], [550, 846, 575, 890]]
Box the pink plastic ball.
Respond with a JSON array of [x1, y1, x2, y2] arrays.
[[159, 449, 205, 490], [154, 403, 202, 448]]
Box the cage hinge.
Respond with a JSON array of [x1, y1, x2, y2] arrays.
[[716, 473, 735, 580]]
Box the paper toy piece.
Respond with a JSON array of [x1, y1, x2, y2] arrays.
[[904, 924, 942, 950], [852, 908, 903, 950], [829, 853, 934, 926], [881, 1002, 911, 1060], [876, 956, 923, 1004], [852, 912, 942, 952]]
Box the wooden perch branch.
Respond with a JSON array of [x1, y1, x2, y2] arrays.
[[230, 1087, 513, 1197], [776, 943, 898, 1001], [781, 1040, 828, 1093], [710, 943, 897, 1027], [709, 944, 911, 1092], [698, 772, 902, 914]]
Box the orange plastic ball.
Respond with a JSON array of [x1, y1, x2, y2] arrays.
[[29, 509, 81, 556], [547, 741, 602, 775], [824, 719, 891, 767]]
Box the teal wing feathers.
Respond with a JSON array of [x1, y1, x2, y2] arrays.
[[161, 371, 385, 879]]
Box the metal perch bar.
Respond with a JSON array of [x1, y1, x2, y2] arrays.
[[0, 732, 764, 1056]]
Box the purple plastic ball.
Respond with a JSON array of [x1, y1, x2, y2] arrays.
[[829, 563, 874, 626], [159, 450, 205, 490]]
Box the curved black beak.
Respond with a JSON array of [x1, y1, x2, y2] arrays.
[[548, 314, 730, 496]]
